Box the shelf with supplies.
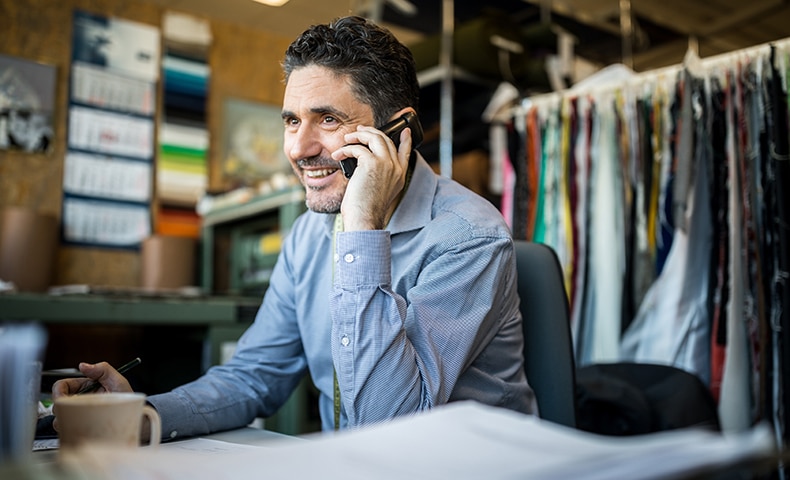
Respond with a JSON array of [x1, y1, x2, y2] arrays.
[[199, 185, 306, 297], [0, 291, 259, 392], [0, 290, 316, 435]]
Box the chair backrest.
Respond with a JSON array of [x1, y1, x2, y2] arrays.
[[514, 240, 577, 428]]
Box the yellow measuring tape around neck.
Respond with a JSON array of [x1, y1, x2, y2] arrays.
[[332, 213, 343, 430]]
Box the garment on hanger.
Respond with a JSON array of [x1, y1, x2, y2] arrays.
[[766, 45, 790, 446], [620, 70, 713, 386]]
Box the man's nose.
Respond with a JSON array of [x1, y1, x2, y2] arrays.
[[287, 124, 322, 161]]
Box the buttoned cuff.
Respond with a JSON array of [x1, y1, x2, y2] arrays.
[[334, 230, 391, 287], [146, 391, 204, 442]]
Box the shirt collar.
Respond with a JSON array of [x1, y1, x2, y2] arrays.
[[320, 152, 437, 235], [387, 153, 436, 234]]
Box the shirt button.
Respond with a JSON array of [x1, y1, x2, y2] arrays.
[[343, 253, 355, 263], [341, 335, 350, 346], [169, 430, 178, 439]]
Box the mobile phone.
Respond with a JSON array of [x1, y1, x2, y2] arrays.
[[339, 111, 424, 178]]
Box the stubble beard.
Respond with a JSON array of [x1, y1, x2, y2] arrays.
[[305, 185, 343, 214]]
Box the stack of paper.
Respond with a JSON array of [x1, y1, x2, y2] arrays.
[[59, 401, 779, 479]]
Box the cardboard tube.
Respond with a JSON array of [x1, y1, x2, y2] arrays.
[[140, 235, 196, 289], [0, 207, 58, 292]]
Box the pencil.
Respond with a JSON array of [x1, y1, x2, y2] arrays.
[[76, 357, 142, 395]]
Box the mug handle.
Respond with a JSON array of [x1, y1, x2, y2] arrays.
[[142, 405, 161, 448]]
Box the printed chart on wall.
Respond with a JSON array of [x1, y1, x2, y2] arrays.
[[62, 10, 160, 249]]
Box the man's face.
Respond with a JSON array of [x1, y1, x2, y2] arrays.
[[282, 65, 375, 213]]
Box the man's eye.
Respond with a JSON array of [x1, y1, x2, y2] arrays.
[[323, 116, 336, 125]]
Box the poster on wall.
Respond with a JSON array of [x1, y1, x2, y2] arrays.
[[221, 97, 290, 187], [62, 10, 160, 249], [71, 10, 160, 81], [0, 54, 56, 153]]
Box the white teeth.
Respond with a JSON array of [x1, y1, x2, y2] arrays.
[[305, 169, 335, 178]]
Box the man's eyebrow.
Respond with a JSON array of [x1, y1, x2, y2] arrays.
[[281, 107, 350, 121], [310, 106, 349, 120]]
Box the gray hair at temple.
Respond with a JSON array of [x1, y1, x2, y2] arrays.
[[282, 15, 420, 127]]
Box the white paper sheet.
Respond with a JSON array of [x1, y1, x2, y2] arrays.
[[160, 438, 266, 455], [56, 402, 778, 480]]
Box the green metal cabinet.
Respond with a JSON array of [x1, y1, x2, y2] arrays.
[[200, 186, 305, 296]]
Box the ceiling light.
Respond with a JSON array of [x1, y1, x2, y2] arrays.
[[251, 0, 290, 6]]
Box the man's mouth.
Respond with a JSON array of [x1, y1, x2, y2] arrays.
[[304, 168, 339, 179]]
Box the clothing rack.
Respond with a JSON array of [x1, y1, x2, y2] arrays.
[[520, 37, 790, 111], [496, 37, 790, 447]]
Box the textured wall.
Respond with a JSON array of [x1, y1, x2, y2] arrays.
[[0, 0, 291, 287]]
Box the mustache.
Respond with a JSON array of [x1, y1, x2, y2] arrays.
[[297, 156, 340, 169]]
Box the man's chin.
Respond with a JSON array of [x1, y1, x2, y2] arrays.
[[305, 192, 342, 214], [308, 205, 341, 215]]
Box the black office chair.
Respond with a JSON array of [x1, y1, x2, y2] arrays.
[[514, 240, 577, 428]]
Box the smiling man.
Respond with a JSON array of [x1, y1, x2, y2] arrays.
[[53, 16, 534, 438]]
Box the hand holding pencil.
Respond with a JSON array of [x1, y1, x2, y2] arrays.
[[51, 358, 139, 399], [76, 357, 141, 394], [50, 358, 144, 436]]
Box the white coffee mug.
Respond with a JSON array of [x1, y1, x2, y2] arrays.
[[54, 392, 161, 451]]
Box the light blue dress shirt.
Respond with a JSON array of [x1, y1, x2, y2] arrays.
[[148, 155, 534, 439]]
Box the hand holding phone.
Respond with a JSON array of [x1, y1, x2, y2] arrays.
[[339, 111, 424, 178]]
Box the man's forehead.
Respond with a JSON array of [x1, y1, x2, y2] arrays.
[[282, 66, 371, 119], [285, 67, 350, 98], [286, 65, 352, 87]]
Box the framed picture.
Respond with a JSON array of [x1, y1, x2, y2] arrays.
[[0, 54, 57, 154], [221, 97, 290, 186]]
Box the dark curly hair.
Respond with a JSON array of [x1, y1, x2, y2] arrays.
[[283, 16, 419, 126]]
